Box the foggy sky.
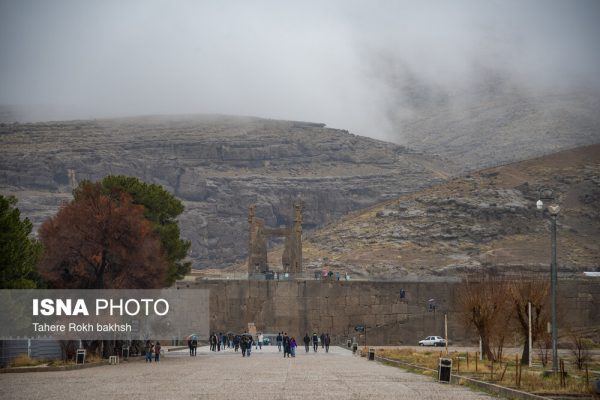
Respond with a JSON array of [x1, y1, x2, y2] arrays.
[[1, 0, 599, 140]]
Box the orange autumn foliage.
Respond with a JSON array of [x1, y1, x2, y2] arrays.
[[38, 183, 168, 288]]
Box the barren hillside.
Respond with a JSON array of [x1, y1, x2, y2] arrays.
[[0, 115, 450, 268], [284, 145, 600, 279]]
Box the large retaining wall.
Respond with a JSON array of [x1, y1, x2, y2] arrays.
[[178, 278, 600, 345]]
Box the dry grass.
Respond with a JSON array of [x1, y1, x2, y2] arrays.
[[11, 354, 44, 367], [376, 348, 599, 395], [14, 351, 107, 368]]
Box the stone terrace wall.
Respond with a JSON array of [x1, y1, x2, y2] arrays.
[[177, 279, 600, 345]]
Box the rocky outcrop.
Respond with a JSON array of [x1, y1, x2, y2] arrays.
[[0, 115, 450, 268], [297, 144, 600, 278]]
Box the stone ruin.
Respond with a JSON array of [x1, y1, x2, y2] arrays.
[[247, 202, 303, 274]]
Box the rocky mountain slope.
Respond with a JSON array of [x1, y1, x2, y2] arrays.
[[290, 144, 600, 279], [0, 115, 450, 268]]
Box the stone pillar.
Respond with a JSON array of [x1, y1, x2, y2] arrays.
[[292, 202, 303, 273], [248, 205, 268, 273], [248, 205, 255, 273]]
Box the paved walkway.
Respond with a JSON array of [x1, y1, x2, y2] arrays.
[[0, 345, 498, 400]]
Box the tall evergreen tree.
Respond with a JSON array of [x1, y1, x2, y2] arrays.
[[0, 195, 41, 288]]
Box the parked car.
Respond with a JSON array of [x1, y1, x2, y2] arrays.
[[418, 336, 446, 347]]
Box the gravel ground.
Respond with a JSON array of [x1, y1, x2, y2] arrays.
[[0, 345, 499, 400]]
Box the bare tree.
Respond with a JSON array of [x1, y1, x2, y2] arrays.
[[569, 331, 591, 370], [457, 275, 512, 361], [537, 331, 551, 367], [508, 278, 550, 365]]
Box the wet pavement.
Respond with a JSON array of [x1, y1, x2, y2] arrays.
[[0, 345, 499, 399]]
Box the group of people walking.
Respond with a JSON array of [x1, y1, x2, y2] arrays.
[[275, 332, 331, 356], [182, 331, 333, 359], [209, 332, 234, 351], [209, 331, 256, 356], [274, 332, 298, 357], [305, 332, 330, 353], [145, 340, 161, 362]]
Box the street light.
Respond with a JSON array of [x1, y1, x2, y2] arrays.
[[537, 190, 560, 373]]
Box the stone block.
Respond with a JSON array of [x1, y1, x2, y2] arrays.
[[303, 282, 323, 298], [319, 316, 334, 331], [331, 295, 347, 306], [344, 306, 358, 316], [358, 294, 372, 306], [391, 302, 408, 315], [324, 283, 349, 298], [275, 282, 297, 298], [305, 297, 321, 311], [332, 315, 350, 330], [309, 309, 320, 322], [346, 295, 359, 307], [225, 283, 247, 299], [371, 304, 391, 315], [362, 315, 375, 327], [273, 298, 295, 317]]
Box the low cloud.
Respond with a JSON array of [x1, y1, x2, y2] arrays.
[[1, 0, 599, 140]]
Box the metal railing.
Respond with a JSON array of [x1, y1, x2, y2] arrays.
[[186, 272, 462, 283]]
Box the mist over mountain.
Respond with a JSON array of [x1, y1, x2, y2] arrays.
[[387, 78, 600, 170], [1, 0, 599, 145]]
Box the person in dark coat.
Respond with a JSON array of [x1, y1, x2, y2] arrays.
[[303, 333, 310, 352], [233, 335, 240, 352], [283, 332, 291, 358], [240, 335, 247, 357], [210, 333, 217, 352], [312, 332, 319, 352], [246, 335, 253, 356], [154, 341, 161, 362], [191, 336, 198, 356], [320, 333, 325, 348], [324, 333, 331, 353]]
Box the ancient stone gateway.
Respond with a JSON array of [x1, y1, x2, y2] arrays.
[[248, 202, 303, 274]]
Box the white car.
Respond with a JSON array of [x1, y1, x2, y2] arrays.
[[418, 336, 446, 347]]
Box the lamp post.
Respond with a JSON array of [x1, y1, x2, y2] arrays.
[[537, 193, 560, 373]]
